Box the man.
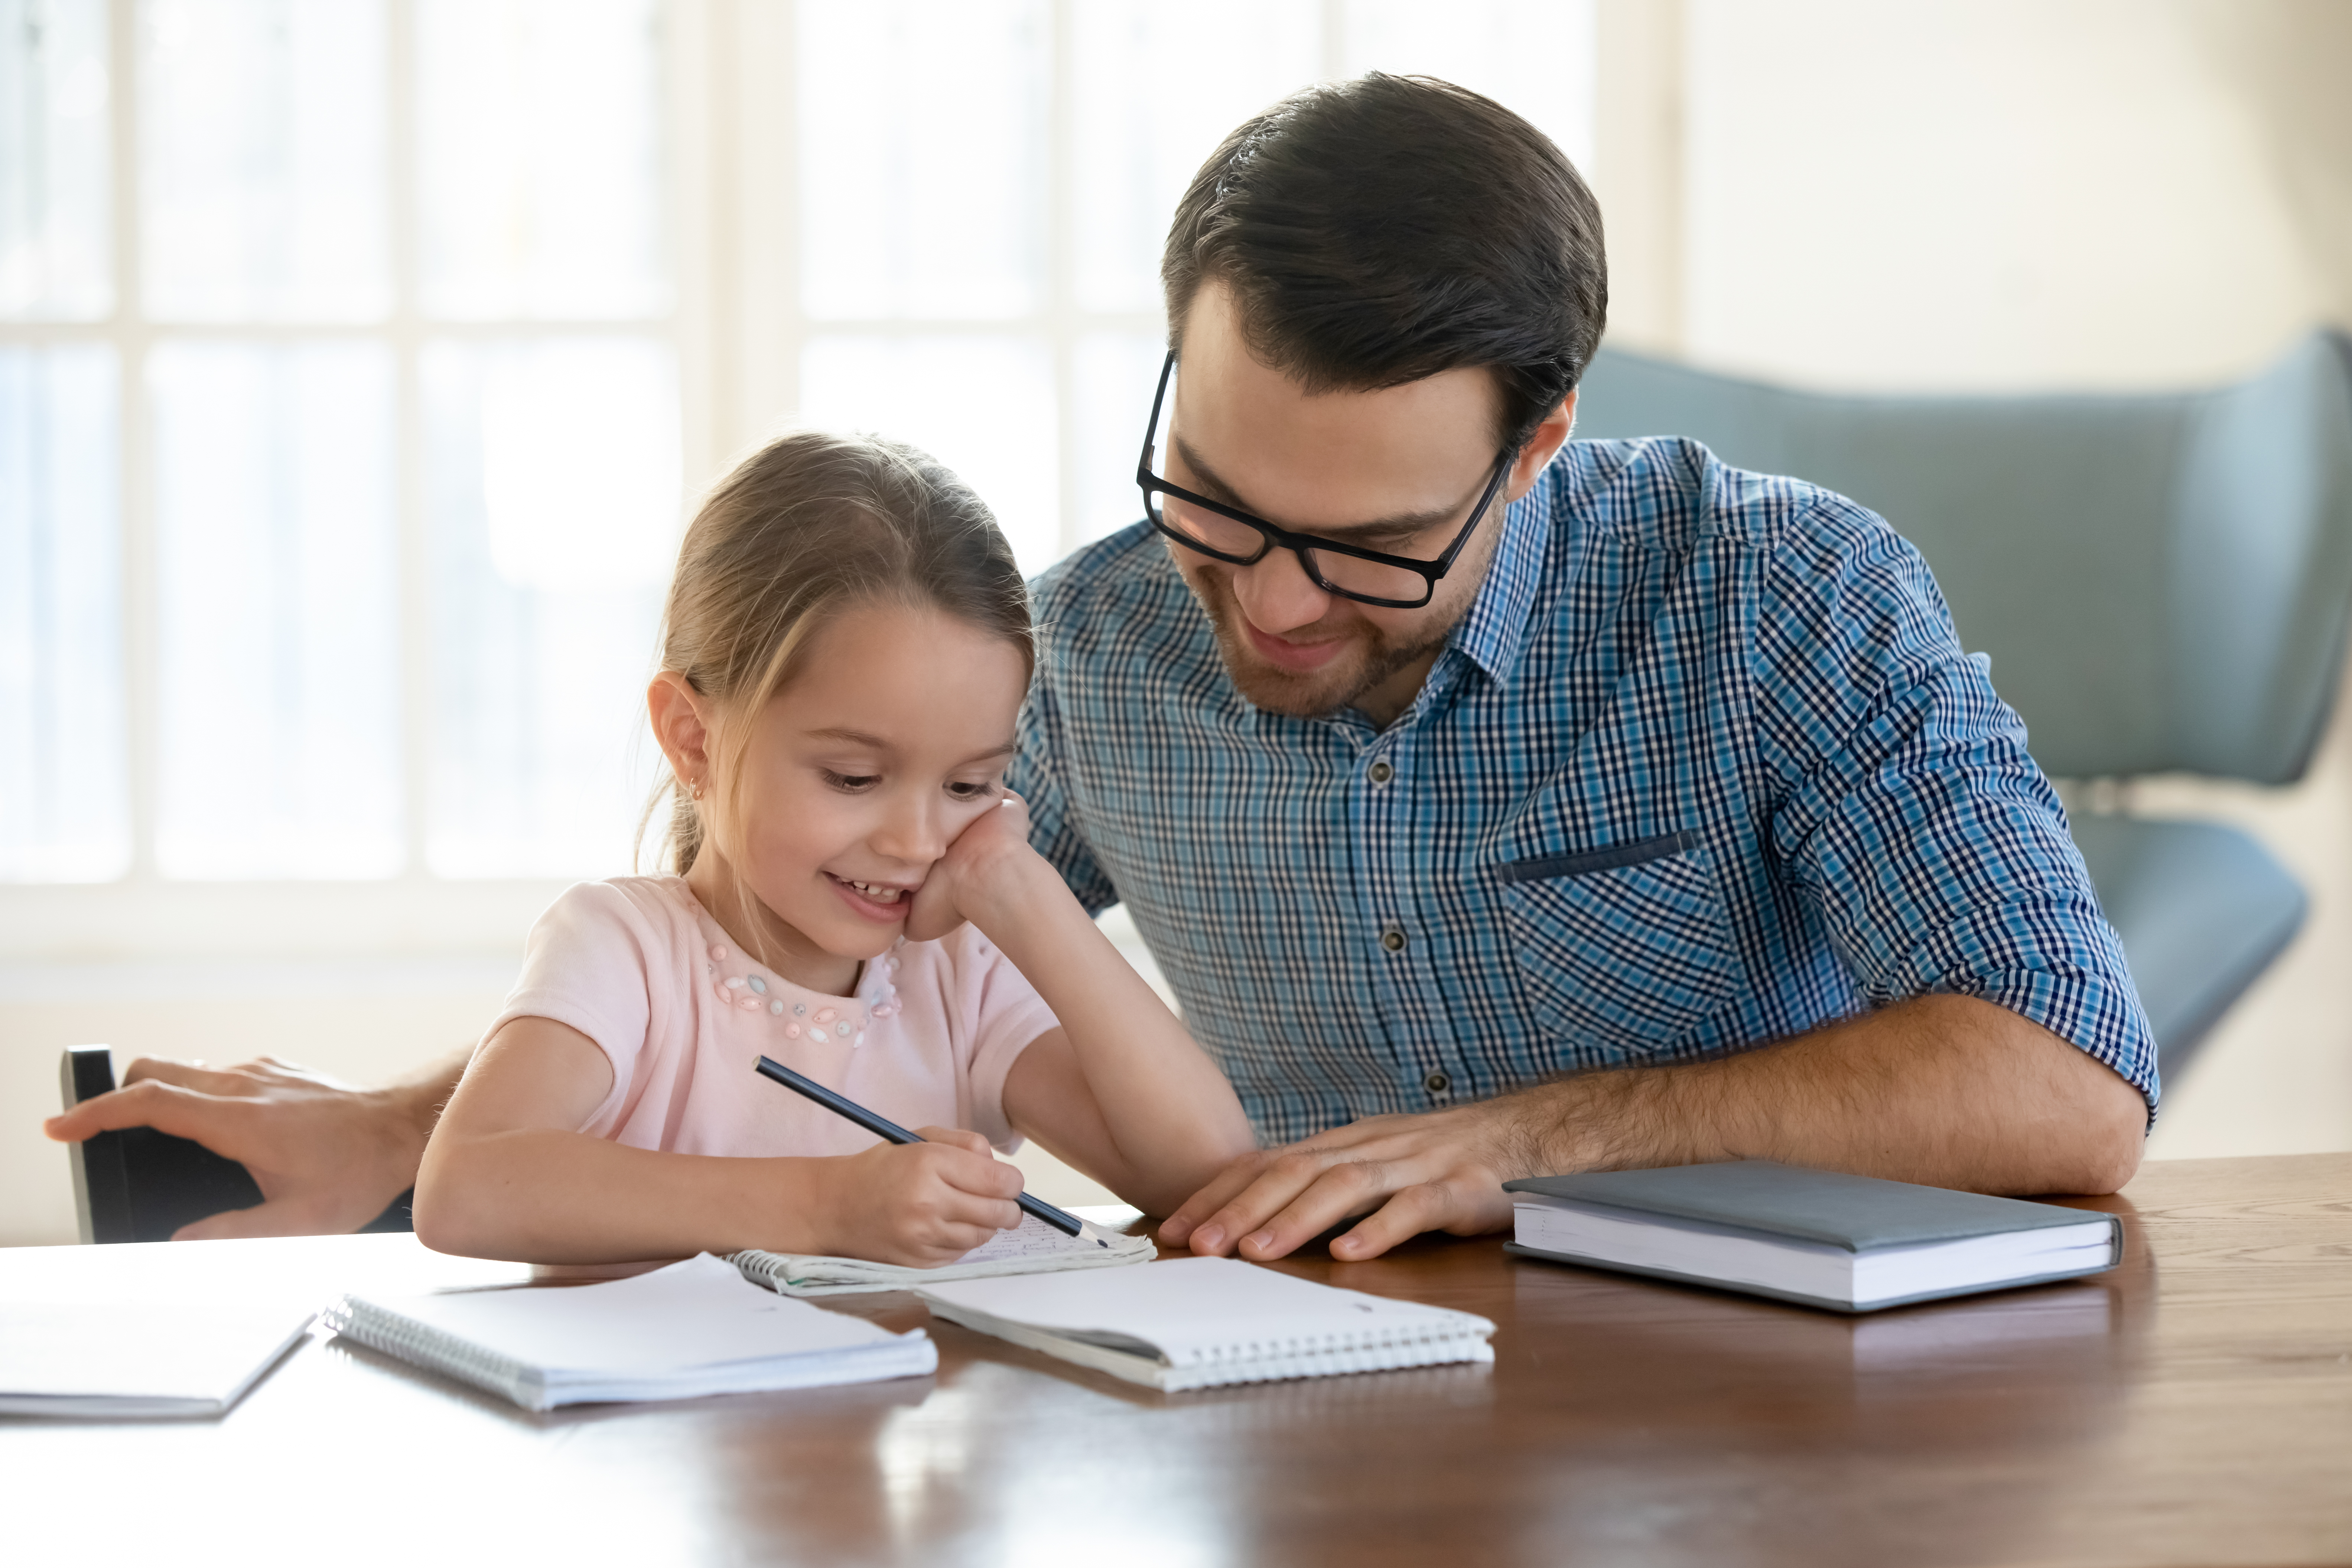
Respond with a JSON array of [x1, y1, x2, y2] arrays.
[[47, 75, 2154, 1255]]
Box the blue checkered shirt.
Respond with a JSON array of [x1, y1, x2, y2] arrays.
[[1012, 437, 2159, 1147]]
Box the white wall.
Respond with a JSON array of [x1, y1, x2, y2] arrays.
[[1679, 0, 2332, 390], [1600, 0, 2352, 1160]]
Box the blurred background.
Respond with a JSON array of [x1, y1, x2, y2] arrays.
[[3, 0, 2346, 1245]]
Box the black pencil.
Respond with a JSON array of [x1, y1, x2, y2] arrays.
[[752, 1054, 1102, 1245]]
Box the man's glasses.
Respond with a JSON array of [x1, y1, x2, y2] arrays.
[[1135, 351, 1515, 610]]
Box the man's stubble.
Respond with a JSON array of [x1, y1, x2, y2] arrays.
[[1177, 552, 1468, 721]]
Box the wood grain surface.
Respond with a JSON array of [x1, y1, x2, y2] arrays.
[[5, 1154, 2346, 1568]]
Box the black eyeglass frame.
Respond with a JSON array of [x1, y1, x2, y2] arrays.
[[1134, 350, 1516, 610]]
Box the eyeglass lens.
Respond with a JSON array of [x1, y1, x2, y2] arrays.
[[1147, 489, 1440, 604]]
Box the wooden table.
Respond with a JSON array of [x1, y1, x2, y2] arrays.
[[6, 1154, 2348, 1567]]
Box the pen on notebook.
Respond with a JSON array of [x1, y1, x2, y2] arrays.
[[752, 1055, 1107, 1248]]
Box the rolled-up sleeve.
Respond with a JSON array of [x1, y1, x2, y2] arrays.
[[1754, 498, 2160, 1117]]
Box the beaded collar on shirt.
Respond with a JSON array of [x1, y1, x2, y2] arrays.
[[702, 932, 902, 1050]]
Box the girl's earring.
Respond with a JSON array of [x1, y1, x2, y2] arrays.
[[689, 778, 705, 802]]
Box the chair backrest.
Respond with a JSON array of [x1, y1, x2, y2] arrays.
[[1571, 331, 2352, 783]]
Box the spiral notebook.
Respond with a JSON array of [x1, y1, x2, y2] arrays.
[[916, 1256, 1496, 1392], [323, 1253, 936, 1411], [731, 1211, 1156, 1297]]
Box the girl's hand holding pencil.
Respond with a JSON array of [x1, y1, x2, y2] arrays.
[[810, 1129, 1025, 1268]]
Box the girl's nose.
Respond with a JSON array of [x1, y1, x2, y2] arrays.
[[871, 791, 946, 866]]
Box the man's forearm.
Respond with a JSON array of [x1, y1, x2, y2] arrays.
[[1166, 994, 2148, 1262], [1501, 994, 2147, 1196]]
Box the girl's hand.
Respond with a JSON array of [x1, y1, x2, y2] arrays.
[[903, 792, 1037, 943], [806, 1127, 1025, 1266]]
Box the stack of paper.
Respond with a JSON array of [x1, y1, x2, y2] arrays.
[[0, 1301, 316, 1418]]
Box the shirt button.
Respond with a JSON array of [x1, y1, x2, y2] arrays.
[[1379, 925, 1406, 953], [1423, 1070, 1451, 1095], [1367, 759, 1394, 785]]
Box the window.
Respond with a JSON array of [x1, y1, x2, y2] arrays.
[[784, 0, 1598, 570], [1, 0, 1593, 956]]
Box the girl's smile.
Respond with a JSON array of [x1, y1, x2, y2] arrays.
[[652, 599, 1029, 996], [827, 871, 918, 919]]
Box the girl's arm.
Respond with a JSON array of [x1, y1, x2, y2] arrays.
[[911, 800, 1258, 1216], [414, 1016, 1022, 1265]]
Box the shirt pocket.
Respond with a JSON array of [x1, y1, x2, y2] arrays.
[[1499, 829, 1741, 1050]]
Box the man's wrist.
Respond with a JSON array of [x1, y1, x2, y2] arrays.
[[1471, 1071, 1616, 1180], [378, 1058, 461, 1157]]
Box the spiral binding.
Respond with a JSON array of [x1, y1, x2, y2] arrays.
[[322, 1296, 546, 1411]]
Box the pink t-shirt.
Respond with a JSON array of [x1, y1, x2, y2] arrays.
[[487, 876, 1059, 1157]]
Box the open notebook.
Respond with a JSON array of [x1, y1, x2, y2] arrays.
[[916, 1256, 1496, 1392], [731, 1210, 1155, 1297], [323, 1253, 936, 1411]]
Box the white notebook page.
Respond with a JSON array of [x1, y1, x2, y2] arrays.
[[361, 1254, 904, 1374], [0, 1301, 315, 1414], [918, 1256, 1491, 1366], [952, 1214, 1123, 1264]]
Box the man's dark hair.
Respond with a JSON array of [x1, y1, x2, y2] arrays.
[[1161, 73, 1607, 449]]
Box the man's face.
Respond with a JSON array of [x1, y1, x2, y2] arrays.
[[1159, 281, 1571, 720]]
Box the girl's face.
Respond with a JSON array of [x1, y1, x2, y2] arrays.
[[664, 601, 1029, 988]]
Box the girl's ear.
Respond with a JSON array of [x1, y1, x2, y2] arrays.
[[648, 673, 714, 791]]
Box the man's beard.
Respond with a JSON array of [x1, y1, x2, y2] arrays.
[[1191, 573, 1452, 719]]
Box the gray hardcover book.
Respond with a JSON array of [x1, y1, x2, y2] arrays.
[[1502, 1160, 2122, 1313]]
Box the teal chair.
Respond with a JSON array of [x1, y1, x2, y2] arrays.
[[1572, 331, 2352, 1081]]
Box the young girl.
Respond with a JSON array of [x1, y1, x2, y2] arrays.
[[414, 432, 1256, 1267]]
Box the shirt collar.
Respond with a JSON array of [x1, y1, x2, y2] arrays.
[[1443, 457, 1558, 686]]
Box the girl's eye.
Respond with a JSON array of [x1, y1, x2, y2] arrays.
[[947, 780, 1001, 802], [821, 770, 880, 792]]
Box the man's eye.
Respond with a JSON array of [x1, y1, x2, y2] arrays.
[[822, 771, 879, 791]]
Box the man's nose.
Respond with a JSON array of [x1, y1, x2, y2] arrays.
[[1230, 547, 1333, 635]]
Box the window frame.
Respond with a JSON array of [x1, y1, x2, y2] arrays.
[[2, 0, 707, 957]]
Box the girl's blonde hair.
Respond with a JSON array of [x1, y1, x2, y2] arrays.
[[643, 429, 1033, 878]]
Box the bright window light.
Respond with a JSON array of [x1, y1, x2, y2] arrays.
[[0, 0, 1597, 918]]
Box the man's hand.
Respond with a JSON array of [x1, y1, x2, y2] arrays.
[[43, 1052, 453, 1241], [1158, 1102, 1523, 1263]]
